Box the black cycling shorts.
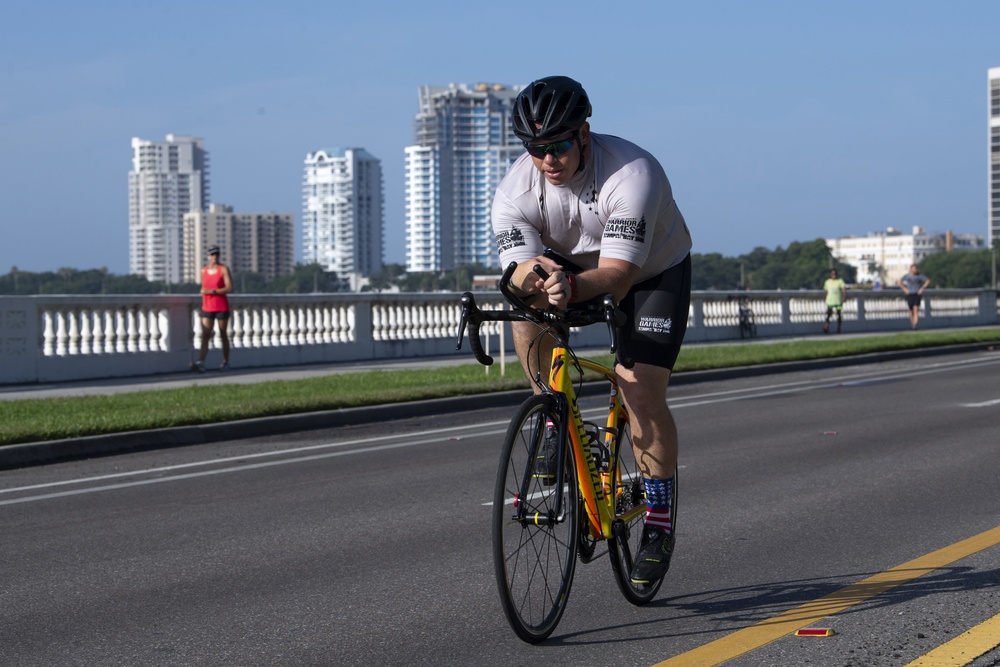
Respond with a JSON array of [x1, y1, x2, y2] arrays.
[[618, 254, 691, 371], [200, 310, 231, 321]]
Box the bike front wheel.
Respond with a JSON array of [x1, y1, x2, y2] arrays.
[[492, 394, 579, 643]]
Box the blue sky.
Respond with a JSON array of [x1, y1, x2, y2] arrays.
[[1, 1, 997, 275]]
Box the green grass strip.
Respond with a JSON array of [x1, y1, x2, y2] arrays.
[[1, 328, 997, 446]]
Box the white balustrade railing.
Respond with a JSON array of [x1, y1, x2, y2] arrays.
[[1, 289, 997, 385], [41, 304, 171, 357]]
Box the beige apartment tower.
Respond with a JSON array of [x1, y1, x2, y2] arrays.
[[183, 204, 294, 282]]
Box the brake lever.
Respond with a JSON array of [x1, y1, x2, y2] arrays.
[[456, 293, 472, 351], [457, 292, 493, 366]]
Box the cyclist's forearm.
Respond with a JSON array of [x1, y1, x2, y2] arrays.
[[576, 259, 640, 302]]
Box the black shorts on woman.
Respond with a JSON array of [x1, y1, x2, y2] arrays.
[[544, 250, 691, 371]]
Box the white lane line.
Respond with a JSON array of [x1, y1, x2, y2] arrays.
[[962, 398, 1000, 408], [0, 421, 509, 496], [4, 354, 997, 505], [0, 431, 511, 507]]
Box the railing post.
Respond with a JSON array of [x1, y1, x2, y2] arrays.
[[690, 295, 705, 329], [0, 297, 39, 383], [780, 296, 791, 326]]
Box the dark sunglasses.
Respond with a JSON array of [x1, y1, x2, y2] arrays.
[[522, 137, 575, 159]]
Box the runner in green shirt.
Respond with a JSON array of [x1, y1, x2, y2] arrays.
[[823, 268, 847, 334]]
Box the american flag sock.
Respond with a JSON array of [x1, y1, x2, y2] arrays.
[[643, 476, 674, 533]]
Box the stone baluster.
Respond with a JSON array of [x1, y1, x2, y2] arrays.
[[55, 310, 69, 356], [263, 308, 276, 347], [292, 307, 303, 345], [148, 308, 161, 351], [320, 307, 332, 344], [102, 310, 115, 353], [79, 309, 93, 355], [43, 311, 55, 356], [68, 310, 81, 355], [251, 307, 263, 347], [372, 304, 384, 341], [305, 306, 316, 345], [278, 308, 289, 346], [123, 308, 137, 352], [137, 308, 150, 352]]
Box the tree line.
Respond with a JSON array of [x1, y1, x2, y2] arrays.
[[2, 239, 995, 296]]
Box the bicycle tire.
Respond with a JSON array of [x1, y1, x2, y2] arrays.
[[607, 416, 673, 605], [492, 394, 579, 643]]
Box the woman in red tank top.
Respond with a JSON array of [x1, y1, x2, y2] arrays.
[[191, 246, 233, 372]]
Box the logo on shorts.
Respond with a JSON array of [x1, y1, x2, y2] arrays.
[[637, 316, 672, 334], [496, 227, 526, 253], [604, 216, 646, 243]]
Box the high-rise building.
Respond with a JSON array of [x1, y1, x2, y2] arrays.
[[129, 134, 209, 283], [405, 82, 523, 273], [302, 148, 384, 290], [989, 67, 1000, 248], [183, 204, 294, 282]]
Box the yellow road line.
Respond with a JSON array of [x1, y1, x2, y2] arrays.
[[651, 525, 1000, 667], [902, 614, 1000, 666]]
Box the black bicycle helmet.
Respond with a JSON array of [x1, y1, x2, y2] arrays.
[[511, 76, 592, 142]]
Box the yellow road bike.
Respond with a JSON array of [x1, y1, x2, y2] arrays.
[[457, 262, 676, 643]]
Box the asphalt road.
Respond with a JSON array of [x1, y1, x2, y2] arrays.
[[2, 350, 999, 667]]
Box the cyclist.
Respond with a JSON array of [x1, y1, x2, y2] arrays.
[[492, 75, 692, 585], [823, 268, 846, 334]]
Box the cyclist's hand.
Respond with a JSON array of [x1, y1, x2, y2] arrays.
[[537, 266, 572, 309], [514, 257, 565, 306]]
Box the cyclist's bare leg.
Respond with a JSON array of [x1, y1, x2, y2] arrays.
[[512, 320, 555, 393], [615, 362, 677, 478]]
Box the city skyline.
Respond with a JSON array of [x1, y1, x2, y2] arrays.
[[2, 2, 998, 275]]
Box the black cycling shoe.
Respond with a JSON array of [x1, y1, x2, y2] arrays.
[[533, 424, 559, 486], [629, 525, 675, 585]]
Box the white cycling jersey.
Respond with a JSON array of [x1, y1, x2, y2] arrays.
[[492, 133, 692, 284]]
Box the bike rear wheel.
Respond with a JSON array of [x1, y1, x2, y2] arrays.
[[492, 394, 579, 643], [607, 416, 674, 605]]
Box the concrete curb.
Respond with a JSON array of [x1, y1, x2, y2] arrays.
[[2, 341, 995, 470]]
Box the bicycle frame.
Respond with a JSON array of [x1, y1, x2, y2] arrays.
[[457, 259, 642, 538], [536, 346, 645, 541]]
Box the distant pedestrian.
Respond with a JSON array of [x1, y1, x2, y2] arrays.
[[823, 268, 847, 334], [191, 246, 233, 372], [897, 264, 930, 330]]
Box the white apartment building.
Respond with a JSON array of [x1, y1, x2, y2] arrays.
[[989, 67, 1000, 248], [405, 82, 523, 273], [183, 204, 294, 283], [302, 148, 384, 290], [827, 226, 985, 286], [129, 134, 208, 283]]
